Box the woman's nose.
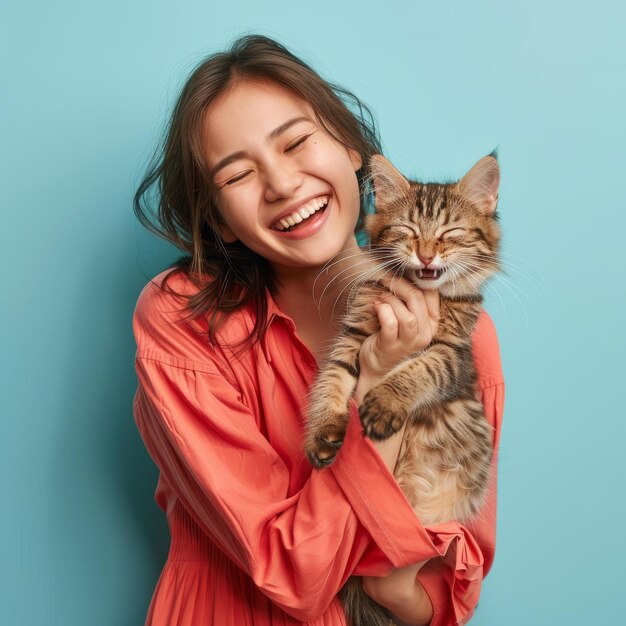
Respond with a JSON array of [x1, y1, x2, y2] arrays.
[[263, 160, 303, 202]]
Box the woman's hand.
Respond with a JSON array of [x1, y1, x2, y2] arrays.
[[362, 560, 434, 626], [359, 277, 440, 380], [354, 275, 440, 407]]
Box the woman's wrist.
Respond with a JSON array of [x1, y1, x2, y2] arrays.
[[354, 369, 379, 406], [389, 580, 434, 626], [362, 574, 433, 626]]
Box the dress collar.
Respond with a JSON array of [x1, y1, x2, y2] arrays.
[[265, 287, 296, 328], [263, 287, 319, 370]]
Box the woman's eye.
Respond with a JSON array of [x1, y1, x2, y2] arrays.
[[223, 171, 251, 186], [285, 133, 312, 152]]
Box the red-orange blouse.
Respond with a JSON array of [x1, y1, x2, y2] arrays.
[[132, 269, 505, 626]]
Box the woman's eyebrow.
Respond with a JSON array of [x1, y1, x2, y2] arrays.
[[210, 116, 311, 178]]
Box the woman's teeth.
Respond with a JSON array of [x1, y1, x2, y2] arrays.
[[271, 196, 329, 231]]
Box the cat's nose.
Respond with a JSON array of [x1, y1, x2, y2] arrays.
[[418, 255, 434, 267]]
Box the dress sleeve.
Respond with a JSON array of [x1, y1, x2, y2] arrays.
[[413, 310, 506, 626], [131, 282, 444, 622]]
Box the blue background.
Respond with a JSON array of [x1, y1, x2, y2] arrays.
[[2, 1, 624, 624]]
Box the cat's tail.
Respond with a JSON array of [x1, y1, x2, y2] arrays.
[[339, 577, 394, 626]]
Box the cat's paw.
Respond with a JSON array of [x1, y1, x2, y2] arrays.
[[359, 392, 406, 441], [305, 422, 347, 469]]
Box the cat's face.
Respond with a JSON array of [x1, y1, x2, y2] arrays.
[[365, 154, 501, 298]]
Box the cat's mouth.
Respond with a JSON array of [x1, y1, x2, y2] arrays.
[[417, 268, 446, 280]]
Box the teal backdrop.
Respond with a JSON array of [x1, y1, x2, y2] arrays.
[[2, 1, 624, 624]]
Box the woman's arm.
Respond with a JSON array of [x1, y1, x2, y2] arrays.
[[362, 560, 434, 626]]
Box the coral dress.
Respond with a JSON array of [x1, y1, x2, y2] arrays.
[[132, 269, 505, 626]]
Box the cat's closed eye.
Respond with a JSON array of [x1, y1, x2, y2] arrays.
[[441, 228, 466, 238]]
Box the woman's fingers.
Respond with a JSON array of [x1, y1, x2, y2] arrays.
[[396, 287, 431, 345], [365, 289, 439, 376], [381, 275, 415, 300], [379, 294, 419, 345], [378, 281, 440, 346], [367, 276, 442, 376], [373, 301, 399, 344], [402, 287, 439, 342], [422, 289, 440, 335]]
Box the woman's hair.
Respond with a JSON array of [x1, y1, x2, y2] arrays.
[[134, 33, 382, 349]]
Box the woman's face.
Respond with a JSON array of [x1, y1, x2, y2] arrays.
[[202, 79, 363, 275]]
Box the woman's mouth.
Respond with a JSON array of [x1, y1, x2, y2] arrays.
[[269, 195, 332, 239], [270, 195, 330, 232]]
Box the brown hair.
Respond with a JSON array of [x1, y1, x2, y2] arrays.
[[133, 33, 382, 349]]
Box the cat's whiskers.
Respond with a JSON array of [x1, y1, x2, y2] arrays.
[[445, 256, 497, 301], [364, 258, 407, 301], [449, 257, 501, 295], [494, 249, 544, 272], [486, 275, 532, 328], [312, 246, 374, 301], [314, 256, 390, 316], [335, 260, 403, 319], [471, 252, 545, 293], [444, 264, 469, 299], [453, 257, 531, 327], [454, 255, 535, 302], [315, 244, 365, 274], [313, 247, 373, 279], [312, 248, 401, 312], [330, 260, 402, 320], [458, 264, 510, 324], [313, 257, 378, 310], [318, 256, 398, 307]]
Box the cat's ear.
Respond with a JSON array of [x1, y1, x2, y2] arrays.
[[456, 154, 500, 215], [364, 212, 383, 239], [369, 154, 411, 210]]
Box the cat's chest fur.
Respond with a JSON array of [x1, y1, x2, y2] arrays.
[[435, 296, 482, 348]]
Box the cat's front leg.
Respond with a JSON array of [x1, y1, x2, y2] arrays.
[[358, 365, 413, 441], [360, 343, 465, 440], [304, 343, 362, 468]]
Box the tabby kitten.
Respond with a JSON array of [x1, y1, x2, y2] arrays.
[[304, 152, 501, 626]]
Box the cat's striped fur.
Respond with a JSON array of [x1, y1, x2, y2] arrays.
[[304, 153, 502, 626]]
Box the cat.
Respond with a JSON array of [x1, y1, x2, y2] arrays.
[[304, 152, 501, 626]]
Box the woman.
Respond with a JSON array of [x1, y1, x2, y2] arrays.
[[132, 33, 505, 626]]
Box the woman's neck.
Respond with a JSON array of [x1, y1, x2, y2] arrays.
[[271, 242, 373, 362]]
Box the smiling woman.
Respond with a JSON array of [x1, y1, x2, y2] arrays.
[[131, 33, 504, 626], [203, 79, 363, 268]]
